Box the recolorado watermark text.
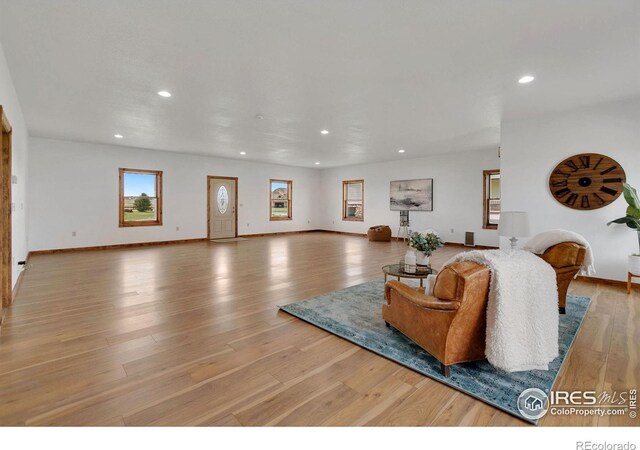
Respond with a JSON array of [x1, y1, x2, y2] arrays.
[[576, 442, 636, 450]]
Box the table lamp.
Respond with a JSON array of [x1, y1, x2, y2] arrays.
[[498, 211, 530, 250]]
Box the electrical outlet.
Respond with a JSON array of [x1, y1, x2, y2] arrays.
[[247, 223, 250, 227], [450, 228, 454, 233], [176, 226, 180, 231], [332, 220, 335, 224], [72, 231, 76, 237], [308, 220, 310, 224], [11, 175, 17, 184]]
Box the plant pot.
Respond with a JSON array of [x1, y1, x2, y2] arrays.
[[629, 254, 640, 276]]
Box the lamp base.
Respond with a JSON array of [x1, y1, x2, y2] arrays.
[[509, 236, 519, 250]]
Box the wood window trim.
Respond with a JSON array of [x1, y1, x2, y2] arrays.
[[482, 169, 499, 230], [119, 168, 163, 227], [342, 179, 364, 222], [269, 179, 292, 221], [1, 106, 12, 309]]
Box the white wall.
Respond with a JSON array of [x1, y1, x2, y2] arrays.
[[0, 41, 28, 287], [22, 94, 640, 282], [501, 97, 640, 281], [318, 148, 501, 247], [28, 138, 321, 251]]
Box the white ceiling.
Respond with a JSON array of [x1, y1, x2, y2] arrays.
[[1, 1, 639, 168]]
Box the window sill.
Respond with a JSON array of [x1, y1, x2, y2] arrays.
[[342, 218, 364, 222], [483, 224, 498, 230], [120, 221, 163, 228], [270, 217, 292, 221]]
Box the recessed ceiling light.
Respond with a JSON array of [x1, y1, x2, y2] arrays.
[[518, 75, 535, 84], [320, 130, 329, 135], [315, 162, 320, 165], [240, 151, 246, 155], [157, 90, 172, 97], [398, 149, 405, 153], [114, 134, 123, 139]]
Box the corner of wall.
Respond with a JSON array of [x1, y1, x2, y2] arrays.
[[0, 39, 29, 289]]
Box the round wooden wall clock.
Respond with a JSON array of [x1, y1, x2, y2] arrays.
[[549, 153, 626, 210]]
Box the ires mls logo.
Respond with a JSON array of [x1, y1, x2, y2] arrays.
[[517, 388, 549, 420], [550, 390, 598, 405], [518, 388, 638, 420]]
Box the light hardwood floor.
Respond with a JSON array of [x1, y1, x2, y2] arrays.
[[0, 233, 637, 426]]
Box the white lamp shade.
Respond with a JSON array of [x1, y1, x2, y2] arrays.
[[498, 211, 530, 238]]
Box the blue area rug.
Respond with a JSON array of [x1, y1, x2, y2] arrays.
[[279, 278, 590, 424]]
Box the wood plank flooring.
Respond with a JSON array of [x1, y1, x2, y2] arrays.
[[0, 233, 637, 426]]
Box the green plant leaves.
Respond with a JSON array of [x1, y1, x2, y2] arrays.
[[623, 182, 640, 210], [627, 205, 640, 220], [409, 231, 443, 254], [608, 217, 629, 225], [607, 217, 639, 229], [608, 183, 640, 229]]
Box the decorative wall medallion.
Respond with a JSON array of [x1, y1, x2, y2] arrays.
[[549, 153, 626, 210], [217, 185, 229, 214]]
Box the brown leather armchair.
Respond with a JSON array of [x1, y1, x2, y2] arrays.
[[537, 242, 586, 314], [382, 261, 490, 377]]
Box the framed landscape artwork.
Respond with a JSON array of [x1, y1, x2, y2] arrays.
[[390, 179, 433, 211]]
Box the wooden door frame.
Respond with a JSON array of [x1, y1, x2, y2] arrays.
[[1, 106, 12, 310], [207, 176, 238, 239]]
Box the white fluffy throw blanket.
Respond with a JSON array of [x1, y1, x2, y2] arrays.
[[523, 229, 595, 276], [446, 250, 559, 372]]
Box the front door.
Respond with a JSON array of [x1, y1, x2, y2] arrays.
[[209, 177, 237, 239]]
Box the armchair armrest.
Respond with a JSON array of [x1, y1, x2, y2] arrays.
[[385, 281, 460, 311]]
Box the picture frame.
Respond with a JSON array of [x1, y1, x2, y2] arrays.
[[390, 179, 433, 211]]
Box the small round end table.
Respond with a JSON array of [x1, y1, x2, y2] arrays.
[[382, 264, 437, 288]]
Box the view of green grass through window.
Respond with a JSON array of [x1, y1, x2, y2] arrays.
[[123, 172, 158, 222], [270, 180, 292, 219]]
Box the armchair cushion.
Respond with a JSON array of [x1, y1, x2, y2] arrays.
[[433, 266, 459, 301]]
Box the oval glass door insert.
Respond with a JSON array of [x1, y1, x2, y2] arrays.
[[217, 185, 229, 214]]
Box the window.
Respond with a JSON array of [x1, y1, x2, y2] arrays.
[[343, 179, 364, 221], [119, 168, 163, 227], [270, 179, 292, 220], [483, 170, 500, 229]]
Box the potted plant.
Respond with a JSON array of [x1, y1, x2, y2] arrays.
[[409, 230, 444, 271], [607, 182, 640, 275]]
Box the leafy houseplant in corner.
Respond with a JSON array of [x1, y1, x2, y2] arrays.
[[409, 230, 444, 273], [607, 183, 640, 275]]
